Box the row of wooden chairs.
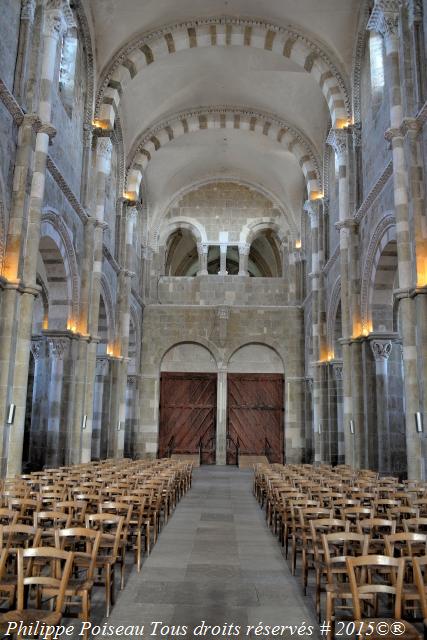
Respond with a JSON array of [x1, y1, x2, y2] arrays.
[[254, 463, 427, 639], [0, 458, 193, 638]]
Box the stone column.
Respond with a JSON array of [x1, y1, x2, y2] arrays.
[[216, 366, 227, 466], [110, 204, 136, 458], [197, 243, 208, 275], [219, 245, 227, 276], [46, 337, 67, 467], [368, 0, 424, 479], [77, 136, 113, 463], [91, 356, 110, 460], [327, 128, 355, 468], [238, 243, 250, 276], [332, 362, 344, 464], [13, 0, 36, 108], [0, 1, 71, 477], [305, 199, 328, 463], [28, 338, 48, 470], [370, 339, 393, 474]]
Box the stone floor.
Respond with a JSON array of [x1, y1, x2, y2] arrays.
[[79, 467, 321, 639]]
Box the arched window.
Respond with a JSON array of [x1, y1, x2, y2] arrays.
[[59, 28, 78, 114], [369, 32, 385, 107]]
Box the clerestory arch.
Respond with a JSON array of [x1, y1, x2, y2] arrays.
[[126, 106, 322, 201], [96, 17, 350, 131]]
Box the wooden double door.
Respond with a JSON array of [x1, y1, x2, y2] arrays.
[[159, 373, 217, 464], [227, 373, 284, 464], [158, 372, 284, 465]]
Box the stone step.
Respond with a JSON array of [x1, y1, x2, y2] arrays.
[[238, 454, 269, 469], [170, 453, 200, 467]]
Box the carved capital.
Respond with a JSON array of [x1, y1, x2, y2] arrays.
[[96, 356, 110, 375], [367, 0, 400, 38], [332, 363, 343, 380], [96, 137, 113, 162], [21, 0, 36, 22], [31, 340, 42, 360], [239, 243, 251, 256], [48, 338, 67, 360], [400, 0, 423, 25], [370, 339, 393, 360], [197, 242, 209, 255], [326, 128, 349, 161]]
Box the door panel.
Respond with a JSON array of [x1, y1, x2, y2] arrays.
[[227, 373, 284, 464], [159, 373, 217, 464]]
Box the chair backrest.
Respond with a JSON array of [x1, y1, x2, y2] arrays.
[[346, 554, 405, 620], [57, 527, 101, 580], [33, 510, 72, 530], [356, 518, 396, 537], [85, 513, 124, 558], [385, 532, 427, 558], [403, 517, 427, 533], [322, 532, 370, 586], [17, 547, 74, 613], [0, 524, 41, 550]]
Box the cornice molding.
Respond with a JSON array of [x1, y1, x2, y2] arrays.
[[46, 156, 89, 223], [354, 161, 393, 223]]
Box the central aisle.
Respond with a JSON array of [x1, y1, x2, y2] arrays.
[[107, 467, 320, 638]]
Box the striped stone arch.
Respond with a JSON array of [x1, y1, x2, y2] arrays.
[[96, 17, 350, 130], [126, 107, 322, 201], [40, 211, 80, 327], [360, 214, 397, 331]]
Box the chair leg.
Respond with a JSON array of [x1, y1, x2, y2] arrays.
[[82, 591, 89, 640], [105, 565, 111, 618], [137, 531, 141, 572], [326, 592, 333, 640]]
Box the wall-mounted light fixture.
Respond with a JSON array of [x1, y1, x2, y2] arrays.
[[82, 415, 87, 430], [415, 412, 424, 434], [318, 423, 322, 435], [349, 420, 355, 435], [117, 422, 122, 432], [7, 404, 16, 425]]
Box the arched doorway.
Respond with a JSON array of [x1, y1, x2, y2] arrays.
[[227, 344, 284, 464], [159, 343, 218, 463]]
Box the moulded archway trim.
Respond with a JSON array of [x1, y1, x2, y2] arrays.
[[158, 339, 221, 372], [225, 340, 286, 375], [360, 214, 396, 330], [126, 106, 322, 201], [99, 274, 116, 344], [40, 210, 80, 322], [96, 16, 350, 130], [242, 220, 289, 246], [158, 218, 207, 250]]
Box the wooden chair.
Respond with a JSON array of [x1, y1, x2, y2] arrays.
[[309, 518, 350, 620], [98, 501, 132, 589], [54, 527, 101, 640], [321, 532, 370, 640], [413, 555, 427, 633], [0, 547, 74, 638], [356, 518, 396, 554], [85, 513, 123, 616], [345, 554, 422, 639], [404, 518, 427, 534], [54, 499, 88, 526]]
